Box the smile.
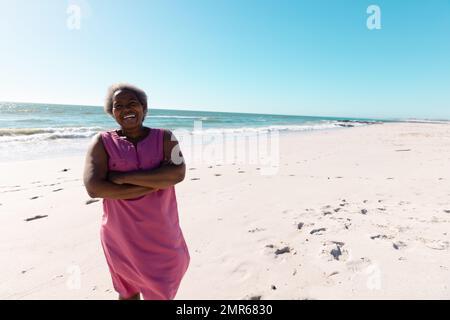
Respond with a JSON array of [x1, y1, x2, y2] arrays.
[[123, 114, 136, 119]]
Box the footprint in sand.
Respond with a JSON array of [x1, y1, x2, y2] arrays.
[[392, 241, 407, 250], [230, 262, 253, 281], [327, 271, 339, 277], [30, 196, 40, 200], [85, 199, 100, 205], [265, 244, 292, 257], [274, 246, 291, 255], [310, 228, 326, 235], [346, 257, 372, 272], [214, 174, 222, 177], [370, 234, 389, 240], [419, 238, 449, 251], [248, 227, 266, 233], [21, 267, 35, 274], [52, 188, 63, 192], [190, 178, 200, 181], [24, 215, 48, 222]]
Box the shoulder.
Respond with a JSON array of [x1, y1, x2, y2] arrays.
[[159, 129, 178, 142], [90, 131, 112, 148], [153, 128, 175, 142], [85, 131, 108, 158]]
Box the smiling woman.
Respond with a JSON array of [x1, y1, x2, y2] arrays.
[[83, 83, 190, 300]]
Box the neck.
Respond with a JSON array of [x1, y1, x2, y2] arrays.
[[120, 126, 146, 139]]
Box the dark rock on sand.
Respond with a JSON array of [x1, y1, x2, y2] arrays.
[[330, 246, 342, 260], [361, 209, 368, 215], [329, 242, 345, 260]]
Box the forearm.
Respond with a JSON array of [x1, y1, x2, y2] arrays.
[[121, 164, 185, 189], [87, 180, 156, 200]]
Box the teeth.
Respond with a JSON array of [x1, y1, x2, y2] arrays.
[[124, 114, 136, 119]]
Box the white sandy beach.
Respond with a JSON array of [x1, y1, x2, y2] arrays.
[[1, 122, 449, 299]]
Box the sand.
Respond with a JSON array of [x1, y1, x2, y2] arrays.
[[1, 122, 449, 299]]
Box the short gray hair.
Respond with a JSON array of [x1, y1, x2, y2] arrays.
[[104, 83, 148, 116]]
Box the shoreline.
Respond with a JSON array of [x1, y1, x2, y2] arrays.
[[0, 121, 384, 164]]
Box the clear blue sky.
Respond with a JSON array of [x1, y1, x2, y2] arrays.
[[1, 0, 449, 119]]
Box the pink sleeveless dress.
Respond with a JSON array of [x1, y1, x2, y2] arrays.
[[99, 128, 190, 300]]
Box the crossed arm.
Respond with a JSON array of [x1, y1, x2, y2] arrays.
[[83, 130, 185, 200]]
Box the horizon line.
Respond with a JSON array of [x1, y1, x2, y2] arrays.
[[0, 100, 444, 122]]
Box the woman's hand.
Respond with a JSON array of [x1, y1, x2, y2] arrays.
[[108, 171, 127, 185]]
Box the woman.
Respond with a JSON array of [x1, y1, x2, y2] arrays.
[[83, 83, 190, 300]]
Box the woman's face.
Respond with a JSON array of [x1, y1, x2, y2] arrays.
[[111, 90, 146, 130]]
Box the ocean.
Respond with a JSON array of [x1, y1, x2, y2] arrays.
[[0, 102, 385, 162]]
